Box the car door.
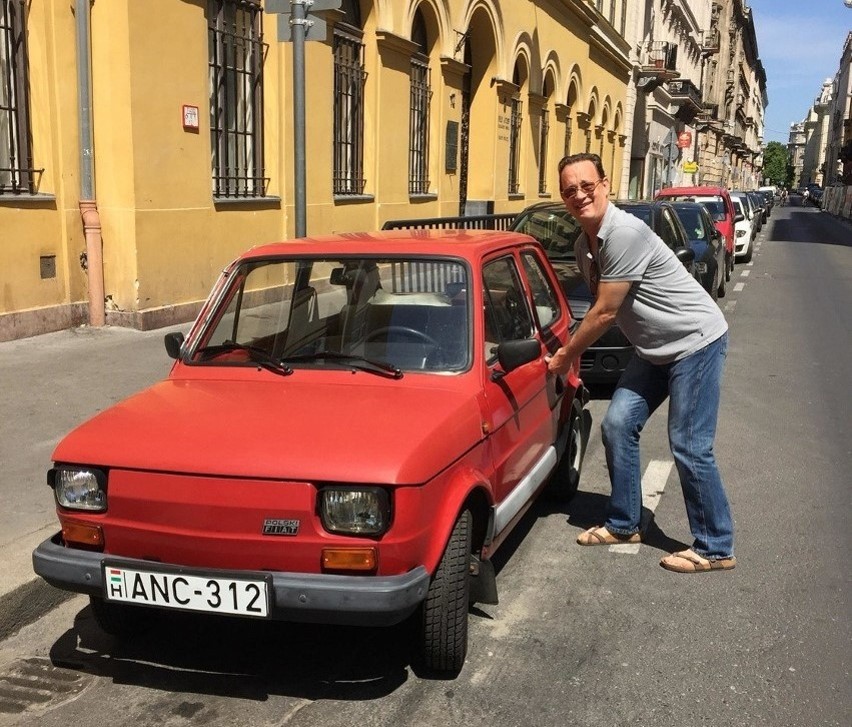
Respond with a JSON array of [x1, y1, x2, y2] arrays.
[[480, 252, 554, 528]]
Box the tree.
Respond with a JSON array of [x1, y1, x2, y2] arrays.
[[762, 142, 789, 187]]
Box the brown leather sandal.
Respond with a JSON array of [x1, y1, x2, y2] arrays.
[[576, 526, 641, 546], [660, 549, 736, 573]]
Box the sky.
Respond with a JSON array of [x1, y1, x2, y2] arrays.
[[746, 0, 851, 144]]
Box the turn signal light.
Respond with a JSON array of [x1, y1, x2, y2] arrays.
[[321, 547, 377, 572], [62, 521, 104, 550]]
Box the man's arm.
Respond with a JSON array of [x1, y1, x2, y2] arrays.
[[546, 280, 632, 375]]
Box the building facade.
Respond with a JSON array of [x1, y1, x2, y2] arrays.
[[823, 32, 852, 186], [0, 0, 633, 341], [618, 0, 766, 199]]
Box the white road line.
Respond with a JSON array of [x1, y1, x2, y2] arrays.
[[734, 282, 745, 292], [725, 300, 738, 313], [741, 269, 751, 277], [609, 459, 674, 554]]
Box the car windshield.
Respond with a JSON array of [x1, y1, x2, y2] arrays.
[[668, 195, 725, 221], [188, 256, 471, 374], [512, 208, 581, 260]]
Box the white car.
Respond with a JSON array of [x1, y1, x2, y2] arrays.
[[729, 193, 755, 263]]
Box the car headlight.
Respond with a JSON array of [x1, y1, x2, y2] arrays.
[[736, 229, 746, 237], [319, 487, 390, 536], [49, 466, 107, 511]]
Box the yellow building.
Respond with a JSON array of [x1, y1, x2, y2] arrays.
[[0, 0, 630, 341]]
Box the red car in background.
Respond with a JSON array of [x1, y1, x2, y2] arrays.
[[655, 185, 738, 281], [32, 230, 588, 676]]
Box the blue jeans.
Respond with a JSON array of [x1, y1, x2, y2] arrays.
[[600, 333, 734, 559]]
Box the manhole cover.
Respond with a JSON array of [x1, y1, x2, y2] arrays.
[[0, 657, 92, 716]]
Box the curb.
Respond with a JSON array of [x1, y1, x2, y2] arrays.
[[0, 578, 76, 643]]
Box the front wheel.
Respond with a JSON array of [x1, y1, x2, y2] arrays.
[[421, 509, 472, 675], [550, 397, 586, 501]]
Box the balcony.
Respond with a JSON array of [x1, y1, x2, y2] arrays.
[[668, 79, 703, 123], [637, 42, 679, 92], [701, 29, 720, 56]]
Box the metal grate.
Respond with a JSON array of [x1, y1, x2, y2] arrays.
[[333, 26, 366, 195], [208, 0, 268, 198], [408, 54, 431, 195], [0, 0, 38, 195]]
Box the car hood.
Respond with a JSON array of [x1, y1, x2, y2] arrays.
[[52, 377, 485, 484]]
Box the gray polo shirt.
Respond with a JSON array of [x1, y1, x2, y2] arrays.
[[575, 203, 728, 364]]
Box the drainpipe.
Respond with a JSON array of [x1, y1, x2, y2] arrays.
[[76, 0, 105, 326]]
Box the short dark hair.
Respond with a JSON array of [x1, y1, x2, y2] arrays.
[[557, 153, 607, 186]]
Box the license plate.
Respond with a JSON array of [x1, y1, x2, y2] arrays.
[[103, 563, 270, 618]]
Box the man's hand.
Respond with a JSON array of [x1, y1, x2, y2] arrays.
[[546, 347, 574, 376]]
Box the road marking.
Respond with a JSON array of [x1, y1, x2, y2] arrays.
[[741, 269, 750, 277], [734, 282, 745, 292], [609, 459, 674, 554], [725, 300, 737, 312]]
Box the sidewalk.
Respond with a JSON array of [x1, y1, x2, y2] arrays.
[[0, 323, 186, 638]]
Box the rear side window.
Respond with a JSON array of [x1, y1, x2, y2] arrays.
[[659, 210, 683, 250]]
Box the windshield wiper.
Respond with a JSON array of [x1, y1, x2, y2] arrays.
[[194, 342, 293, 376], [280, 351, 403, 379]]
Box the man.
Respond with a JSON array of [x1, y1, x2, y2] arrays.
[[546, 153, 735, 573]]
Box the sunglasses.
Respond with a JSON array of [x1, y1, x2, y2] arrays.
[[561, 178, 605, 200]]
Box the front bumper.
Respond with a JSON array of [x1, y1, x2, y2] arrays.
[[32, 533, 429, 627]]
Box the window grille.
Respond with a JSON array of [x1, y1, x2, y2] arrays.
[[508, 97, 522, 194], [333, 26, 366, 195], [208, 0, 267, 198], [0, 0, 36, 195], [538, 107, 549, 195], [409, 54, 431, 195]]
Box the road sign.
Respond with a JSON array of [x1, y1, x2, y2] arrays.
[[683, 161, 699, 173], [265, 0, 341, 15]]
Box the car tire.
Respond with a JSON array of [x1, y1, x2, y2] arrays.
[[725, 252, 733, 281], [421, 509, 472, 675], [550, 396, 586, 501], [716, 262, 726, 299], [89, 596, 151, 638], [708, 262, 719, 301]]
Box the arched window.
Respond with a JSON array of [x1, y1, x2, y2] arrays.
[[508, 63, 525, 195], [333, 0, 366, 195], [409, 8, 431, 194]]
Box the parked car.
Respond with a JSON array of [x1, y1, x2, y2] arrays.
[[511, 200, 697, 384], [729, 195, 755, 263], [746, 191, 766, 229], [731, 190, 761, 244], [32, 229, 589, 675], [668, 200, 727, 299], [655, 185, 736, 281]]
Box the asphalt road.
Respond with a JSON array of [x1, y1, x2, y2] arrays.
[[0, 198, 849, 726]]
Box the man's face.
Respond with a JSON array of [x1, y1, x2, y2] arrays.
[[559, 160, 609, 227]]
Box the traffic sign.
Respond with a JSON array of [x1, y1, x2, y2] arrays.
[[265, 0, 341, 14], [683, 161, 699, 173], [277, 12, 328, 42]]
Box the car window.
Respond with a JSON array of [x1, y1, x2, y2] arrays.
[[512, 209, 581, 259], [674, 206, 706, 241], [659, 210, 683, 249], [482, 257, 534, 362], [520, 251, 561, 329]]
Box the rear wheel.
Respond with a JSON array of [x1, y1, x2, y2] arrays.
[[421, 509, 472, 675], [89, 596, 152, 638], [716, 261, 726, 299]]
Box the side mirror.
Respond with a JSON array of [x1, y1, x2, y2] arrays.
[[493, 338, 541, 377], [675, 247, 696, 266], [329, 267, 348, 285], [164, 332, 185, 360], [735, 213, 744, 222]]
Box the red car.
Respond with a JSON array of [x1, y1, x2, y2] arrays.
[[33, 230, 587, 675], [655, 185, 737, 281]]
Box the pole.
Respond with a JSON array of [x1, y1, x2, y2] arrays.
[[292, 1, 307, 237]]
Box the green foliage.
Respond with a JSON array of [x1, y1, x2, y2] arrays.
[[762, 142, 789, 186]]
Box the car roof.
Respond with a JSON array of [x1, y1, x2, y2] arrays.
[[656, 185, 728, 196], [240, 229, 535, 262]]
